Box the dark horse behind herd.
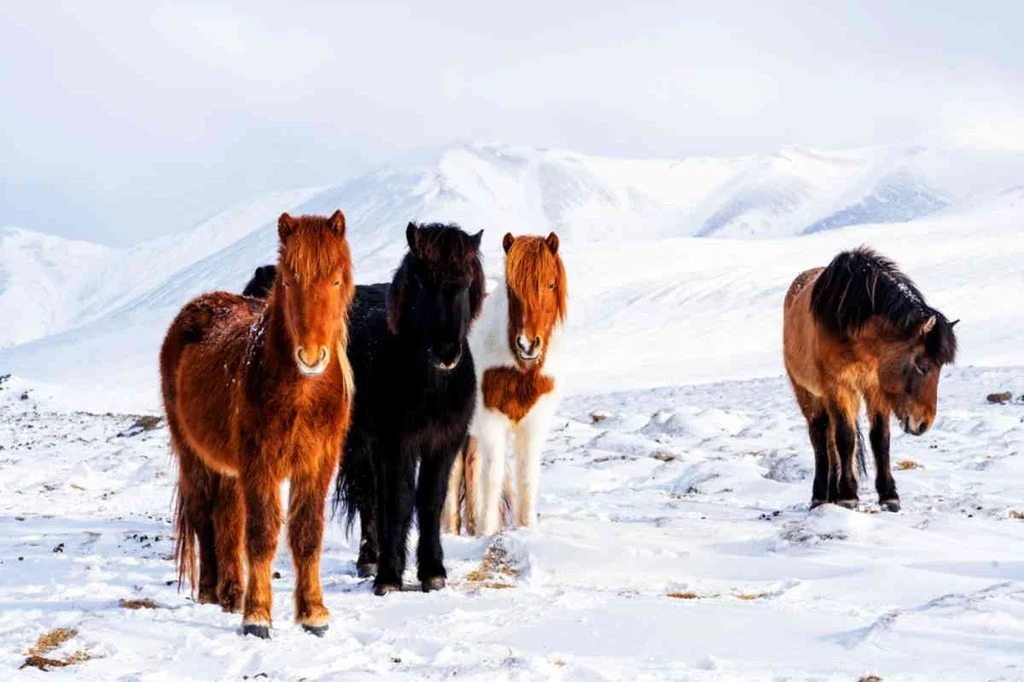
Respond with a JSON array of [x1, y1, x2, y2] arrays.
[[243, 222, 485, 596]]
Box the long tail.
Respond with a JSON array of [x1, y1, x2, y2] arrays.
[[172, 461, 199, 595], [333, 434, 374, 537]]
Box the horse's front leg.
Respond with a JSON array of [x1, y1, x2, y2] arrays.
[[374, 448, 416, 596], [869, 410, 899, 512], [477, 410, 510, 536], [828, 397, 860, 509], [287, 453, 338, 636], [416, 446, 459, 591], [241, 460, 283, 638], [513, 398, 555, 529]]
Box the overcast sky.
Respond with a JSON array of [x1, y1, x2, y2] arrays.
[[2, 1, 1022, 244]]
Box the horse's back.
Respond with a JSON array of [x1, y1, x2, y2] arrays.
[[784, 267, 823, 312]]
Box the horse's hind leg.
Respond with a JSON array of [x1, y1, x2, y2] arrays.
[[173, 437, 220, 604], [441, 445, 464, 535], [790, 382, 830, 509], [213, 475, 244, 612], [288, 456, 338, 636]]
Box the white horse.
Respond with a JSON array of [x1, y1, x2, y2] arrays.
[[443, 232, 567, 535]]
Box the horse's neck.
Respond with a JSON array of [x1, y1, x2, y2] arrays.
[[471, 284, 518, 371]]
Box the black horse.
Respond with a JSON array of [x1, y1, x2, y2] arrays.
[[243, 223, 484, 595]]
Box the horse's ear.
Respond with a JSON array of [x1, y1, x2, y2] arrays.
[[386, 261, 408, 335], [329, 210, 346, 235], [278, 213, 297, 241], [919, 315, 937, 336], [406, 222, 420, 254], [502, 233, 515, 253], [546, 232, 560, 254], [471, 230, 484, 249], [949, 318, 960, 329]]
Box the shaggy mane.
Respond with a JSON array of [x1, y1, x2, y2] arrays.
[[810, 247, 957, 364], [506, 236, 567, 323]]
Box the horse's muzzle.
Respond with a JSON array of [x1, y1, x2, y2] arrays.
[[433, 352, 462, 372], [516, 334, 542, 362], [296, 347, 330, 376], [901, 416, 930, 436]]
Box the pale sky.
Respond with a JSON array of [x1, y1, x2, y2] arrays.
[[2, 1, 1022, 244]]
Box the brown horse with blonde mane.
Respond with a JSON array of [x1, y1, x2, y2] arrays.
[[784, 247, 957, 512], [443, 232, 568, 535], [160, 211, 355, 638]]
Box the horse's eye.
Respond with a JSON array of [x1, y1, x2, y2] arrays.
[[282, 279, 294, 288], [547, 282, 556, 291], [914, 361, 927, 375], [332, 280, 341, 287]]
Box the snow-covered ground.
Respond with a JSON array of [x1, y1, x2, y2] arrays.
[[1, 142, 1023, 679], [2, 368, 1022, 680]]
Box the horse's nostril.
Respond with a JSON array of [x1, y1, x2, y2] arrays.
[[297, 347, 327, 368]]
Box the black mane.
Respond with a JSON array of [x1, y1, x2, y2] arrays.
[[810, 247, 957, 364]]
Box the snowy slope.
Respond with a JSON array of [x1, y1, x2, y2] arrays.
[[4, 141, 1024, 352]]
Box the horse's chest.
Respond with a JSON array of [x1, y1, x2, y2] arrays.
[[481, 367, 555, 424]]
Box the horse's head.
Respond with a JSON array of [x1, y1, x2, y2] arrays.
[[275, 211, 354, 377], [387, 222, 484, 371], [877, 313, 958, 435], [502, 232, 566, 371]]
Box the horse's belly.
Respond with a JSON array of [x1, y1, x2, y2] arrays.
[[175, 345, 241, 475]]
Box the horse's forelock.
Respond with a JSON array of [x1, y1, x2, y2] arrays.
[[506, 236, 567, 323], [279, 216, 352, 282]]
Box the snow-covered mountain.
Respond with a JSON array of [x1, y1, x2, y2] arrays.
[[2, 141, 1023, 408]]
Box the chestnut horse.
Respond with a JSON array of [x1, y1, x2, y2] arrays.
[[160, 212, 354, 638], [443, 232, 567, 535], [783, 247, 957, 512]]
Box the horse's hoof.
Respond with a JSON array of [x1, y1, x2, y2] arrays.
[[422, 576, 446, 593], [242, 624, 271, 639], [302, 623, 328, 637], [880, 499, 901, 513], [356, 562, 378, 579], [836, 499, 859, 510], [373, 582, 401, 597], [810, 499, 828, 510]]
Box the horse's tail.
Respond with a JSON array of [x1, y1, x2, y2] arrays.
[[333, 433, 374, 537], [172, 463, 199, 595], [855, 417, 867, 479], [160, 304, 214, 596]]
